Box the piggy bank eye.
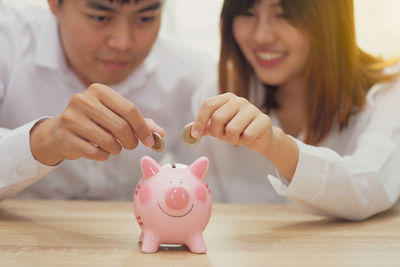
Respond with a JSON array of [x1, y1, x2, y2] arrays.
[[179, 180, 183, 184], [169, 181, 173, 184]]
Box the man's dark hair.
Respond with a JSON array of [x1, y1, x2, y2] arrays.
[[58, 0, 136, 5]]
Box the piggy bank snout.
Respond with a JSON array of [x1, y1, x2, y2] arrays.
[[165, 187, 190, 210]]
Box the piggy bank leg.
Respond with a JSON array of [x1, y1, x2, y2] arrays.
[[141, 231, 160, 253], [186, 233, 206, 254], [139, 232, 144, 243]]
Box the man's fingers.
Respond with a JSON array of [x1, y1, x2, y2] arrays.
[[87, 83, 154, 147], [82, 101, 139, 150], [145, 118, 165, 138], [57, 131, 110, 161], [67, 117, 123, 155]]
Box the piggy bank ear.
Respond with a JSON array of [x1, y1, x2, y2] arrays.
[[141, 156, 161, 179], [189, 157, 209, 180]]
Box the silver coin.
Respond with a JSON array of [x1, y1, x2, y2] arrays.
[[151, 132, 165, 152], [181, 125, 200, 146]]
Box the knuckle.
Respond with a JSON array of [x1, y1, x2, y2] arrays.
[[135, 124, 149, 138], [126, 104, 138, 117], [103, 135, 118, 150], [201, 99, 213, 110], [241, 132, 257, 146], [128, 138, 139, 150], [120, 123, 132, 136], [237, 96, 248, 105], [211, 128, 222, 138], [66, 155, 80, 160], [69, 93, 86, 105], [87, 83, 103, 92], [96, 151, 110, 161], [60, 110, 75, 124], [262, 114, 272, 124], [210, 113, 224, 125], [225, 125, 240, 137], [224, 92, 235, 98]]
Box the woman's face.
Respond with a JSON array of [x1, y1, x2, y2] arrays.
[[233, 0, 311, 88]]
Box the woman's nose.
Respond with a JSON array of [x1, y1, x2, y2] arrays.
[[252, 20, 276, 45]]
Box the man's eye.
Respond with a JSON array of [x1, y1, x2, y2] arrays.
[[137, 16, 156, 23], [88, 15, 110, 23]]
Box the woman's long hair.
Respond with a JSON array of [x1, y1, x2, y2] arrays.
[[219, 0, 399, 144]]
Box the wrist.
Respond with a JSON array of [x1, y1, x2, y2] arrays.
[[30, 118, 64, 166], [262, 126, 299, 181]]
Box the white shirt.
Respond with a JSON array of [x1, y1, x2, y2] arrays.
[[192, 65, 400, 220], [0, 3, 213, 200]]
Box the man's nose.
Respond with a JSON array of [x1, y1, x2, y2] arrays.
[[107, 21, 134, 51]]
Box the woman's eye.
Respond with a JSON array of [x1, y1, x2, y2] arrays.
[[240, 11, 255, 17], [276, 12, 289, 19]]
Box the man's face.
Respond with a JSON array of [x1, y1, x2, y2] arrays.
[[48, 0, 163, 86]]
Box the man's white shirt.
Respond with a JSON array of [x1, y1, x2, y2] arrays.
[[0, 2, 213, 200]]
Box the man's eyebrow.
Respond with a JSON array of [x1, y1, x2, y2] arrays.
[[136, 1, 162, 13], [85, 0, 117, 12]]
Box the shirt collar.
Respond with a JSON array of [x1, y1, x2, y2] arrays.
[[34, 12, 64, 70], [34, 11, 158, 89]]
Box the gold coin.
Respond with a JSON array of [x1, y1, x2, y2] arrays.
[[151, 132, 165, 152], [181, 125, 200, 146]]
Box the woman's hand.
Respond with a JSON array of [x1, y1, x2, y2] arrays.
[[191, 92, 275, 155], [191, 92, 299, 180]]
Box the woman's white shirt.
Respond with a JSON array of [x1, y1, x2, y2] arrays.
[[192, 66, 400, 220]]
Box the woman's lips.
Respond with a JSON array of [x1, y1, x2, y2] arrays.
[[255, 51, 286, 67]]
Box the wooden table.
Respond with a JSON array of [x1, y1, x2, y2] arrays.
[[0, 200, 399, 266]]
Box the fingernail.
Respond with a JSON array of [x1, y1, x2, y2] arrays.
[[144, 136, 154, 147], [181, 125, 200, 146], [151, 132, 164, 152], [191, 128, 200, 139]]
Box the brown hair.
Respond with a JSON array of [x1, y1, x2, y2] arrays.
[[219, 0, 400, 144]]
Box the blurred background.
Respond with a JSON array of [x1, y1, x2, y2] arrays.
[[4, 0, 400, 61]]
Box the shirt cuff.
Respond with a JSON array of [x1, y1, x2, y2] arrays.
[[268, 137, 331, 202], [0, 117, 56, 188]]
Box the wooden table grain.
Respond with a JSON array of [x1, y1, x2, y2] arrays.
[[0, 200, 399, 266]]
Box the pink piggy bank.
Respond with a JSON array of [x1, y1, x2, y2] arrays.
[[133, 156, 212, 253]]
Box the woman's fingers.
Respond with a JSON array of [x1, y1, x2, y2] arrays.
[[208, 99, 240, 138], [224, 105, 258, 144], [191, 93, 231, 138], [192, 92, 274, 152], [239, 114, 273, 152]]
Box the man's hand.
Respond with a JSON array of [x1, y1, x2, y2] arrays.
[[30, 83, 164, 166]]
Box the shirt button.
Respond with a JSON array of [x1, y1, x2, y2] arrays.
[[16, 166, 24, 176]]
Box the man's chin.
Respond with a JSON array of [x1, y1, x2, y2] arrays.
[[90, 72, 131, 86]]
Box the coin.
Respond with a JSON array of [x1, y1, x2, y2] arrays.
[[151, 132, 165, 152], [181, 125, 200, 146]]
